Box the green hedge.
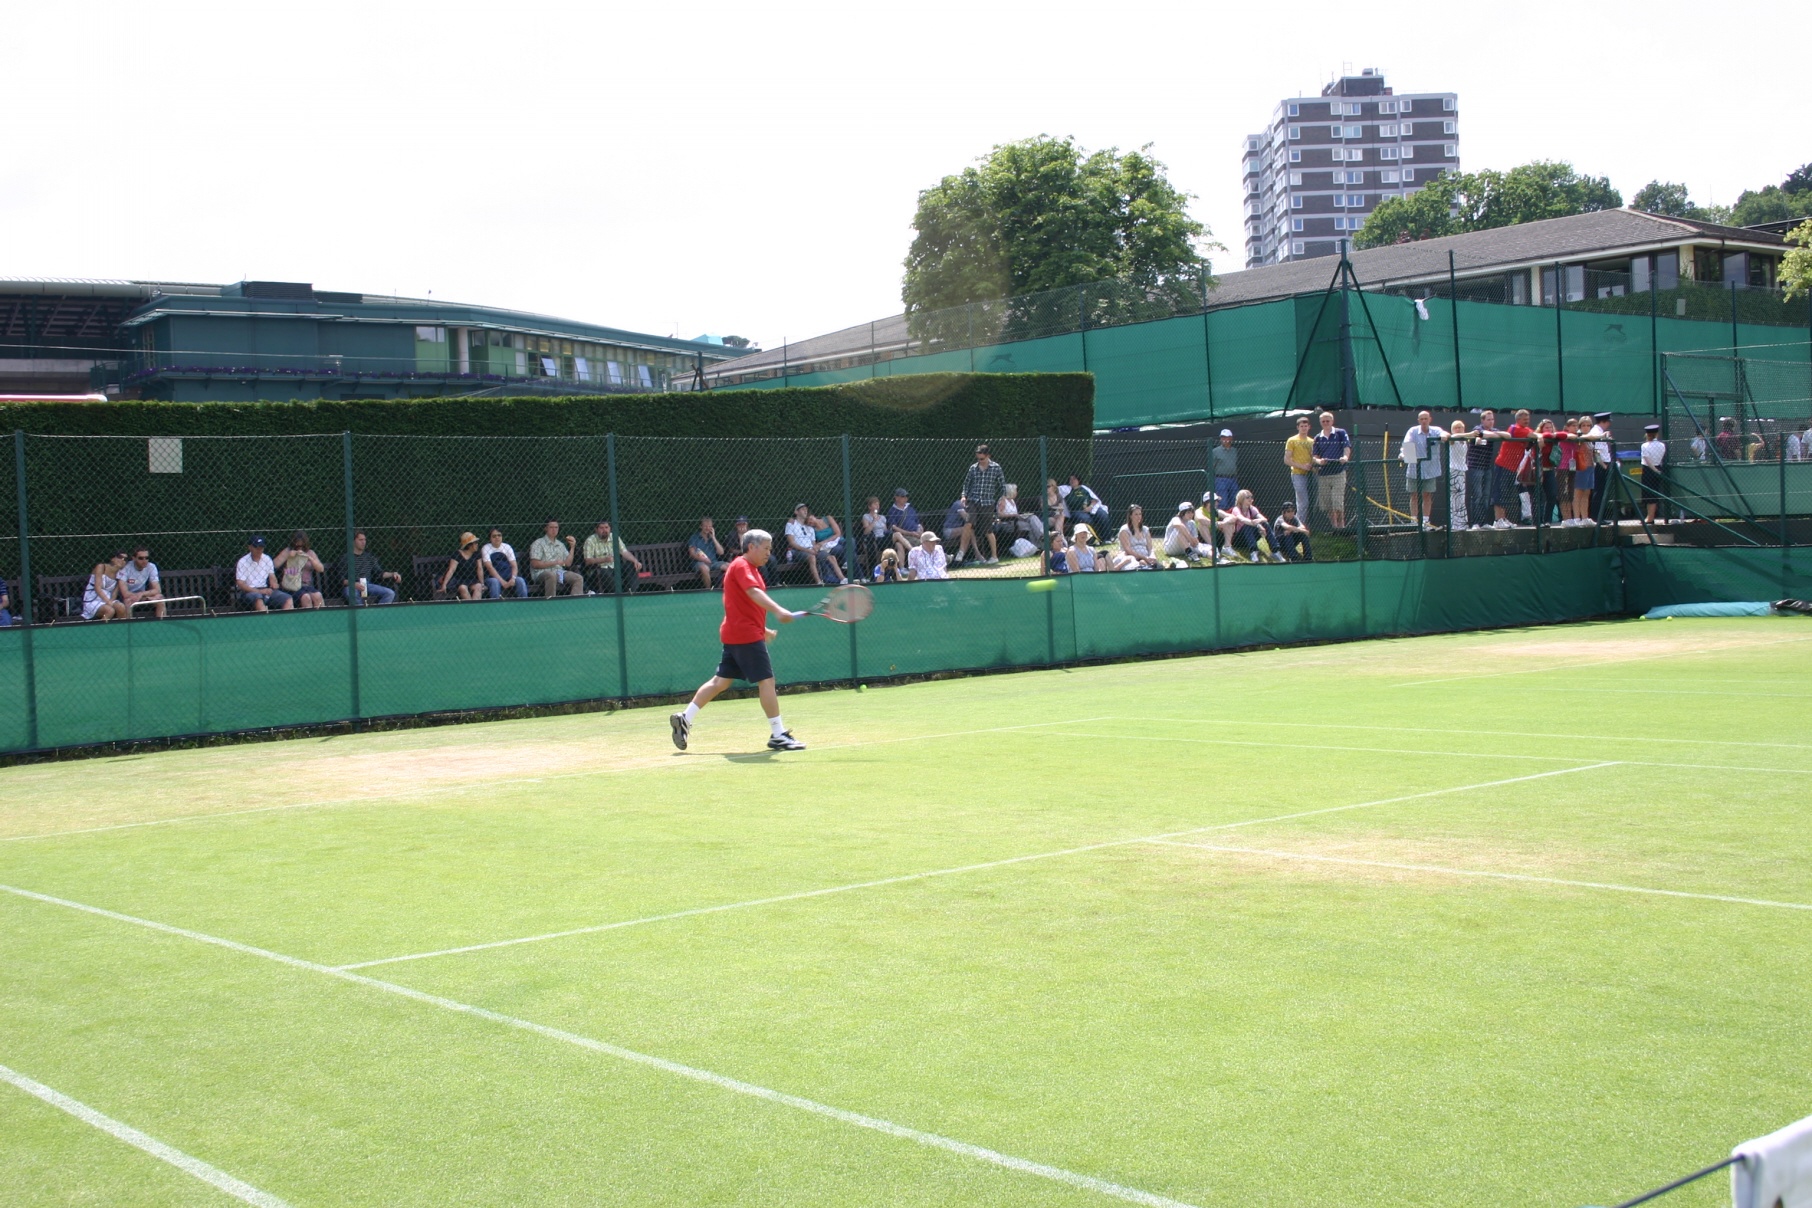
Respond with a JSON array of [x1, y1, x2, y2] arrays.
[[0, 373, 1095, 440]]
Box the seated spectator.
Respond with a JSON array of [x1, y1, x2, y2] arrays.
[[275, 531, 326, 609], [810, 509, 848, 571], [687, 517, 729, 589], [1067, 525, 1101, 572], [533, 519, 586, 597], [1163, 501, 1212, 562], [1271, 501, 1313, 562], [236, 536, 293, 612], [1062, 474, 1110, 534], [886, 489, 923, 559], [83, 550, 131, 621], [855, 497, 889, 575], [1217, 490, 1271, 563], [340, 530, 401, 605], [725, 516, 767, 585], [872, 547, 906, 583], [942, 497, 977, 565], [1714, 419, 1741, 462], [907, 530, 948, 580], [440, 531, 488, 601], [785, 503, 844, 585], [0, 575, 11, 626], [1115, 504, 1161, 569], [481, 528, 530, 599], [117, 546, 165, 618], [994, 483, 1044, 547], [1048, 529, 1070, 574], [582, 520, 642, 594]]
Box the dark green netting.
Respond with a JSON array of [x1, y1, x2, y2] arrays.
[[1622, 545, 1809, 614]]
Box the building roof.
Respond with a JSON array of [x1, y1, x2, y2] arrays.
[[707, 209, 1788, 378]]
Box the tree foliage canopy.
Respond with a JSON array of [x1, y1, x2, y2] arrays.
[[1356, 161, 1621, 250], [1730, 163, 1812, 227], [1781, 220, 1812, 302], [902, 137, 1209, 334]]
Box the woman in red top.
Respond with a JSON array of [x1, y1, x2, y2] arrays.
[[670, 529, 807, 752]]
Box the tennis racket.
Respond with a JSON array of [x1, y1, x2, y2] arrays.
[[798, 582, 874, 624]]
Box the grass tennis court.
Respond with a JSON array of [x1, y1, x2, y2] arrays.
[[3, 616, 1809, 1206]]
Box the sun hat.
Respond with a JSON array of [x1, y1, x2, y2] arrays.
[[459, 531, 479, 548], [921, 530, 941, 542], [1220, 428, 1233, 437]]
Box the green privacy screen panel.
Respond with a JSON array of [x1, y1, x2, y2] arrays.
[[0, 549, 1626, 755]]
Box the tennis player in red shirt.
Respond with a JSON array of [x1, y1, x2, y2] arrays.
[[670, 528, 807, 752]]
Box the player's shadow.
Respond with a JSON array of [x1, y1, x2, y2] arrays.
[[718, 750, 781, 763]]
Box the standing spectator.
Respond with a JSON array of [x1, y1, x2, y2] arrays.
[[1217, 490, 1272, 562], [275, 531, 326, 610], [1532, 420, 1564, 526], [942, 497, 976, 564], [236, 536, 293, 612], [1465, 409, 1497, 529], [1588, 411, 1614, 520], [440, 532, 488, 601], [994, 483, 1043, 547], [1066, 525, 1101, 573], [1163, 501, 1212, 561], [1567, 416, 1597, 526], [1448, 422, 1472, 530], [1062, 474, 1111, 534], [785, 503, 843, 585], [687, 517, 729, 589], [582, 520, 641, 594], [1713, 418, 1741, 461], [531, 520, 585, 597], [854, 497, 889, 575], [1786, 428, 1805, 463], [1284, 415, 1316, 521], [1398, 411, 1446, 529], [82, 550, 131, 621], [339, 531, 401, 605], [1483, 409, 1536, 528], [907, 530, 947, 580], [1640, 422, 1667, 524], [1553, 418, 1580, 524], [1115, 505, 1162, 569], [960, 444, 1007, 564], [1311, 411, 1353, 529], [117, 546, 165, 619], [1211, 429, 1240, 512], [1271, 501, 1313, 562], [885, 489, 923, 559], [481, 528, 530, 599], [872, 548, 905, 583]]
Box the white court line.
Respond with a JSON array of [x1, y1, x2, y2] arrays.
[[1101, 716, 1812, 752], [1148, 841, 1812, 913], [1030, 731, 1812, 779], [0, 719, 1104, 846], [0, 884, 1196, 1208], [0, 1060, 289, 1207], [1388, 632, 1812, 688], [339, 764, 1614, 971]]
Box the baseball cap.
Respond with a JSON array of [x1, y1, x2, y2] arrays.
[[249, 535, 265, 546], [1200, 491, 1215, 505], [1220, 428, 1233, 437], [893, 487, 909, 496], [734, 515, 749, 524], [1178, 500, 1194, 513]]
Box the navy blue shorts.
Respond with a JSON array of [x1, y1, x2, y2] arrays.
[[715, 640, 774, 684]]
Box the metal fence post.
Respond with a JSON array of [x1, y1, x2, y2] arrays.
[[13, 431, 39, 751], [1553, 261, 1567, 414], [1782, 435, 1791, 598], [1729, 280, 1740, 358], [1200, 268, 1216, 422], [607, 433, 629, 700], [1650, 271, 1661, 416], [341, 432, 362, 724], [1206, 437, 1222, 647], [1040, 435, 1055, 664], [1355, 445, 1368, 636], [1448, 251, 1464, 413], [1078, 285, 1090, 373], [842, 433, 857, 686]]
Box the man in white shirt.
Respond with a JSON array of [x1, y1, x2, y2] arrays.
[[1587, 411, 1614, 520], [907, 530, 948, 580], [480, 528, 529, 598], [234, 536, 292, 613], [1786, 430, 1804, 462], [1640, 423, 1667, 525], [117, 546, 164, 618], [1162, 502, 1211, 561]]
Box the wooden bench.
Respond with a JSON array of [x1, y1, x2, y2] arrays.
[[412, 554, 454, 601], [35, 573, 89, 620], [155, 566, 224, 615], [626, 542, 699, 592]]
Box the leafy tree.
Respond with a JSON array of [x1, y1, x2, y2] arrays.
[[721, 335, 754, 349], [1781, 220, 1812, 301], [902, 137, 1210, 340], [1631, 180, 1699, 217], [1357, 161, 1620, 250]]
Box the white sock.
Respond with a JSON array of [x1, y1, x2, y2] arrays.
[[769, 715, 786, 738], [682, 702, 700, 723]]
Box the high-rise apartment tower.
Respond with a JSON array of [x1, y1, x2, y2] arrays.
[[1241, 68, 1458, 268]]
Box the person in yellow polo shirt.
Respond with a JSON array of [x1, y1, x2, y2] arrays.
[[1283, 415, 1316, 524]]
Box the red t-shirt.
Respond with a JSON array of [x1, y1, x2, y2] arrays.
[[719, 556, 768, 645], [1495, 423, 1534, 472]]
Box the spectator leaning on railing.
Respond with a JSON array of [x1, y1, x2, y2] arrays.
[[1448, 421, 1472, 530], [1398, 411, 1447, 530], [1464, 409, 1497, 530], [236, 536, 293, 612], [960, 443, 1007, 564], [117, 546, 164, 618]]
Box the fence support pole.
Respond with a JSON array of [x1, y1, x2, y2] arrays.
[[1448, 251, 1463, 412], [1442, 436, 1452, 559], [1553, 261, 1567, 414], [842, 434, 857, 687], [1200, 268, 1216, 421], [13, 431, 39, 751], [1650, 271, 1660, 417], [1078, 285, 1090, 373], [1730, 280, 1739, 358], [1040, 435, 1055, 664], [1354, 448, 1368, 636], [1207, 437, 1222, 648], [341, 432, 362, 725], [1782, 434, 1791, 600], [607, 433, 629, 701]]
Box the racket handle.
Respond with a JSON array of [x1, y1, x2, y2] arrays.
[[792, 610, 809, 619]]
